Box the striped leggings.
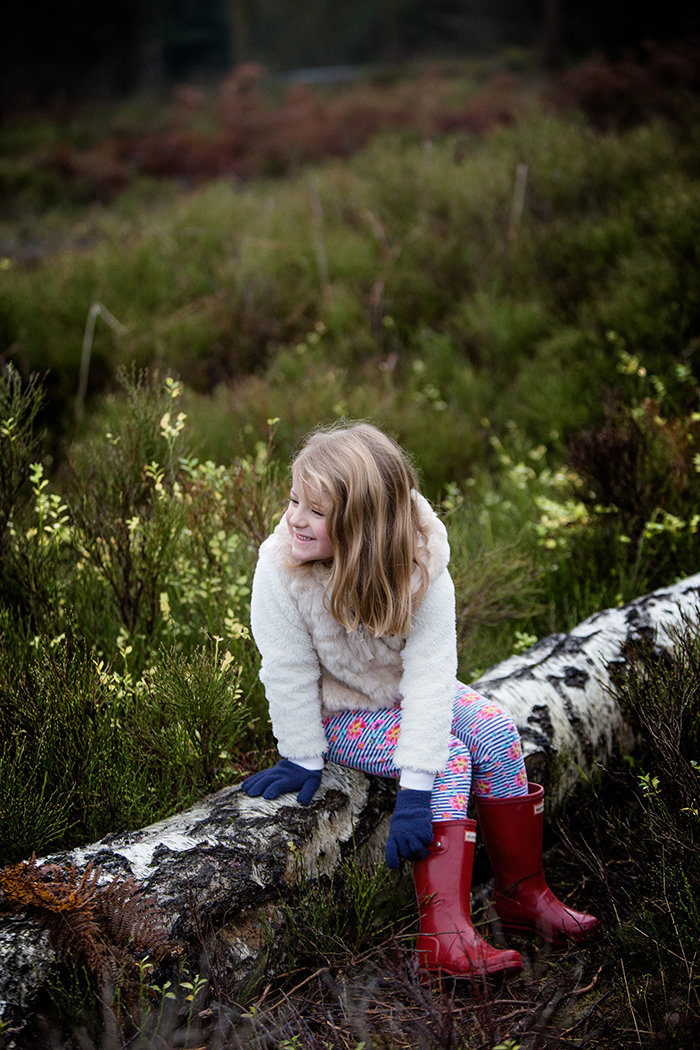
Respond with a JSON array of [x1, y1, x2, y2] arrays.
[[323, 683, 528, 820]]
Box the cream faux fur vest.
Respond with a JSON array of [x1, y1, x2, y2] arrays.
[[250, 492, 458, 773]]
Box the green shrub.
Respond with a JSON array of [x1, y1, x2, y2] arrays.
[[565, 348, 700, 597], [0, 625, 262, 865], [132, 640, 257, 798], [68, 371, 187, 651], [271, 851, 415, 975], [0, 635, 144, 863], [0, 367, 74, 632], [602, 622, 700, 1041], [0, 364, 45, 567], [0, 370, 276, 861]]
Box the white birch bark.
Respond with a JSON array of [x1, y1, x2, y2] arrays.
[[472, 570, 700, 797]]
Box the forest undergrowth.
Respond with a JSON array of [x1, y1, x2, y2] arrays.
[[5, 628, 699, 1049], [1, 46, 700, 1048]]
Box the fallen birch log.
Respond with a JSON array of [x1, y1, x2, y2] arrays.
[[1, 571, 699, 1033], [472, 570, 700, 795]]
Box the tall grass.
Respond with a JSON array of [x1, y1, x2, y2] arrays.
[[2, 108, 699, 475]]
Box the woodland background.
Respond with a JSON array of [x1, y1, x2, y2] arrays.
[[1, 3, 700, 1048], [2, 0, 698, 116]]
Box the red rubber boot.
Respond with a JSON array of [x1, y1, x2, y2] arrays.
[[413, 819, 523, 977], [476, 784, 600, 946]]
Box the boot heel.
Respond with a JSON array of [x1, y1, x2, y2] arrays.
[[413, 819, 522, 977], [476, 784, 600, 946]]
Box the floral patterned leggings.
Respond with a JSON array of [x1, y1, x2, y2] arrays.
[[323, 683, 528, 820]]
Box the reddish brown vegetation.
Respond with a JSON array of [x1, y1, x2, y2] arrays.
[[0, 856, 175, 997], [27, 62, 526, 205], [15, 40, 700, 209], [115, 64, 523, 182], [552, 37, 700, 128]]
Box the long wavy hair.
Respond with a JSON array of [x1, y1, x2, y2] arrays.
[[291, 423, 429, 637]]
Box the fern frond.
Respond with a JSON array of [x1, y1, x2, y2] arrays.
[[0, 855, 176, 998]]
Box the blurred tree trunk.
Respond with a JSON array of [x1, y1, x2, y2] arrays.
[[228, 0, 256, 64], [541, 0, 562, 69], [382, 0, 402, 62], [133, 1, 166, 91]]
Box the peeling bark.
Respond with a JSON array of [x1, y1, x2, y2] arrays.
[[1, 571, 699, 1033], [0, 767, 395, 1036], [472, 571, 700, 794]]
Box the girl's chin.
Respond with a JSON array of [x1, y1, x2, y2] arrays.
[[291, 539, 315, 559], [291, 539, 332, 563]]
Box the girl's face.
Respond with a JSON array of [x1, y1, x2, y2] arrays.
[[285, 477, 333, 563]]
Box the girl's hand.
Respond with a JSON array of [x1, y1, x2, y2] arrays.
[[385, 789, 434, 868], [242, 758, 323, 805]]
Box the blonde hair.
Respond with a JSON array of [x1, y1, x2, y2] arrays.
[[291, 422, 429, 637]]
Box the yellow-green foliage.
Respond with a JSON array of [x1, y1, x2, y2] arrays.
[[0, 370, 274, 863]]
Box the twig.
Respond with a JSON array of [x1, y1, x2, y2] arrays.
[[508, 162, 528, 243], [76, 301, 128, 424], [309, 176, 332, 301], [571, 963, 604, 996], [560, 988, 614, 1036], [248, 967, 330, 1016], [620, 957, 643, 1046]]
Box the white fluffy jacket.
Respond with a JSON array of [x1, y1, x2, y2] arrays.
[[249, 492, 458, 775]]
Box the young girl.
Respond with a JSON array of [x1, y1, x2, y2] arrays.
[[243, 422, 598, 977]]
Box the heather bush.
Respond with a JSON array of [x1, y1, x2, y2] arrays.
[[0, 635, 145, 859], [0, 368, 275, 863], [563, 349, 700, 602]]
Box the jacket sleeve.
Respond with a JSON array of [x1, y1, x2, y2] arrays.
[[393, 566, 457, 774], [250, 548, 328, 761]]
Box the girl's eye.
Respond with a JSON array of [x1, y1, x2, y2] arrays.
[[311, 508, 325, 518], [289, 496, 298, 505]]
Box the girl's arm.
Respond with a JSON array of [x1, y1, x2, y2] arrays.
[[394, 567, 458, 775], [250, 551, 328, 763]]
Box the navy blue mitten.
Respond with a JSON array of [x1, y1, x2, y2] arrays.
[[385, 788, 434, 869], [242, 758, 322, 805]]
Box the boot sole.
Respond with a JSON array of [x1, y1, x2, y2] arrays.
[[417, 951, 523, 978], [497, 917, 601, 946], [421, 960, 523, 978]]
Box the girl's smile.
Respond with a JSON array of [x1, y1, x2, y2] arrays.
[[286, 483, 333, 562]]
